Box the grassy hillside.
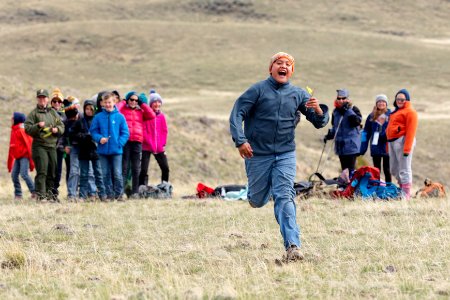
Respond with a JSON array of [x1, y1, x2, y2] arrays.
[[0, 1, 449, 185], [0, 2, 449, 299]]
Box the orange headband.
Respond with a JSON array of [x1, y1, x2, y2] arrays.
[[269, 52, 295, 73]]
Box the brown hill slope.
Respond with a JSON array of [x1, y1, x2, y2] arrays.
[[0, 0, 449, 188]]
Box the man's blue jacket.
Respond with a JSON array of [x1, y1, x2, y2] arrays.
[[230, 76, 329, 156]]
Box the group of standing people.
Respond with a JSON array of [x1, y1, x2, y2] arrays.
[[8, 88, 170, 202], [325, 88, 418, 200], [229, 52, 419, 261]]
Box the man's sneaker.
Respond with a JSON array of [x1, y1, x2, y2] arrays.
[[285, 245, 304, 262]]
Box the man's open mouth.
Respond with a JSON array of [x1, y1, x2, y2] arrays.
[[278, 70, 287, 76]]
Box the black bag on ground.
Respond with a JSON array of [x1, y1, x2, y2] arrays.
[[138, 182, 173, 199]]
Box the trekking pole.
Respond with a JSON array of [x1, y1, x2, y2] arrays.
[[315, 142, 326, 174], [317, 115, 343, 175]]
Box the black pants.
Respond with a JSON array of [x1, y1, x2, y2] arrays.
[[139, 151, 170, 186], [373, 155, 391, 183], [122, 141, 142, 194], [339, 154, 357, 174]]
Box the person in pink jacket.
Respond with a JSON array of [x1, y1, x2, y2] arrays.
[[139, 89, 170, 186], [117, 91, 155, 198]]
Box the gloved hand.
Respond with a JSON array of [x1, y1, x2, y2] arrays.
[[403, 153, 409, 157], [138, 96, 143, 106], [323, 129, 334, 143], [342, 102, 350, 111]]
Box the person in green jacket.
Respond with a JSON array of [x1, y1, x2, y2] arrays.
[[25, 89, 65, 202]]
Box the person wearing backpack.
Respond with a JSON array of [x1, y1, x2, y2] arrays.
[[229, 52, 329, 262], [386, 89, 418, 200], [360, 94, 392, 183], [324, 89, 362, 176]]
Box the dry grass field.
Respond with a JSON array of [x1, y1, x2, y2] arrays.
[[0, 187, 449, 299], [0, 0, 449, 298]]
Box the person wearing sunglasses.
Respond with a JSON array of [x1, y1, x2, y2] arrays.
[[116, 91, 155, 199], [386, 89, 418, 200], [49, 88, 68, 199], [324, 89, 362, 176]]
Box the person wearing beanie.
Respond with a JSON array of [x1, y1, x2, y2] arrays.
[[139, 92, 148, 105], [8, 112, 35, 200], [51, 88, 64, 103], [90, 92, 130, 200], [25, 89, 65, 202], [386, 88, 418, 200], [229, 52, 329, 262], [50, 92, 69, 198], [324, 89, 363, 175], [140, 89, 170, 186], [360, 94, 392, 182], [70, 100, 107, 201], [116, 91, 155, 198]]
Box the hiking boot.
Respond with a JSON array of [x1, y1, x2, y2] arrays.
[[14, 195, 23, 200], [285, 245, 304, 262]]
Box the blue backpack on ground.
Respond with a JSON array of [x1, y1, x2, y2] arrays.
[[354, 172, 403, 200]]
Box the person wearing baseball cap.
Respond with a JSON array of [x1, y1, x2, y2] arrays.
[[229, 52, 329, 262], [323, 88, 363, 176], [24, 89, 65, 202]]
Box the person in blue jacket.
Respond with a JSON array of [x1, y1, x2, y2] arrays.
[[324, 89, 362, 175], [229, 52, 329, 262], [360, 94, 391, 182], [90, 92, 129, 200]]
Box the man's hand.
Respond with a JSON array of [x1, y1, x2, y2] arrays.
[[64, 146, 71, 155], [38, 121, 45, 128], [100, 137, 109, 144], [305, 97, 323, 115], [51, 127, 58, 134], [238, 142, 253, 159]]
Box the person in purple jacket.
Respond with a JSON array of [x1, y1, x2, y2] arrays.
[[139, 90, 170, 186]]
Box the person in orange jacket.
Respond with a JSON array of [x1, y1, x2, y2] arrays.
[[386, 89, 418, 200], [8, 112, 36, 200]]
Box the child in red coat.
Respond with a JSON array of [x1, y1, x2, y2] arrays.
[[8, 112, 35, 199]]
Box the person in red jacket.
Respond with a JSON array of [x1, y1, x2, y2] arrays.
[[386, 89, 418, 200], [117, 91, 155, 198], [8, 112, 36, 200]]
